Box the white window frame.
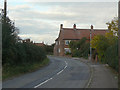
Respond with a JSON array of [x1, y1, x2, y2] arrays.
[[65, 40, 71, 45], [58, 48, 61, 53], [59, 41, 60, 45], [64, 48, 71, 54], [56, 41, 58, 45]]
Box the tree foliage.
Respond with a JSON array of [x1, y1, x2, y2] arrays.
[[91, 35, 109, 60], [43, 43, 55, 55], [1, 14, 47, 67], [106, 17, 118, 35], [69, 37, 90, 58], [91, 17, 118, 71], [104, 42, 118, 71]]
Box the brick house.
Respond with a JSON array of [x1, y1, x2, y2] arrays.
[[34, 42, 45, 47], [54, 24, 108, 56]]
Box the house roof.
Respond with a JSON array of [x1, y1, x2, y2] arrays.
[[56, 27, 108, 41], [34, 43, 45, 47], [55, 38, 58, 41]]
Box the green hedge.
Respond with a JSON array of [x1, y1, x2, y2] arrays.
[[3, 42, 47, 66], [69, 37, 90, 59], [103, 42, 118, 72], [2, 16, 47, 67]]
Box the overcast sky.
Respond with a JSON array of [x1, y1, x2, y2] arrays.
[[0, 0, 119, 45]]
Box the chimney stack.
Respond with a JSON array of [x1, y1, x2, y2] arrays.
[[60, 24, 63, 30], [73, 24, 76, 30], [91, 25, 93, 30]]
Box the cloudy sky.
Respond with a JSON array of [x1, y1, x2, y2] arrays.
[[0, 0, 119, 44]]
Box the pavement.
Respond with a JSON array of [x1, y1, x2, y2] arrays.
[[78, 58, 118, 88]]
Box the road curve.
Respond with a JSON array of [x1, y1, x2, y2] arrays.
[[3, 56, 90, 88]]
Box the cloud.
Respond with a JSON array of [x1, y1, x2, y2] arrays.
[[24, 0, 118, 2], [19, 33, 58, 44], [8, 2, 117, 22], [7, 2, 118, 44]]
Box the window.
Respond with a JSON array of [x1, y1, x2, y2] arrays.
[[56, 41, 58, 45], [58, 48, 61, 53], [64, 48, 71, 54], [65, 40, 71, 45], [59, 41, 60, 45]]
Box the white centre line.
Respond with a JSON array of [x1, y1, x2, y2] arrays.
[[57, 61, 67, 75], [34, 61, 68, 88], [34, 78, 53, 88], [57, 69, 64, 75]]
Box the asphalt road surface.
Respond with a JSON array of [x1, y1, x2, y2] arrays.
[[3, 56, 90, 88]]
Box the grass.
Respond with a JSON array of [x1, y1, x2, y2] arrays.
[[3, 58, 49, 81]]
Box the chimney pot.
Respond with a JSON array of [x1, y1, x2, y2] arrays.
[[60, 24, 63, 30], [73, 24, 76, 30], [91, 25, 93, 29]]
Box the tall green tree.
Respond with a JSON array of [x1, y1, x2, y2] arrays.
[[2, 15, 19, 65]]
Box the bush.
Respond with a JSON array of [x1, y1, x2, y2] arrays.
[[43, 43, 55, 55], [2, 15, 47, 67], [104, 42, 118, 71], [2, 12, 48, 80], [69, 37, 90, 58]]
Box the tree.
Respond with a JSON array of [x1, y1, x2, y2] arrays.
[[69, 37, 90, 58], [2, 15, 19, 65], [91, 35, 109, 61], [43, 43, 55, 55], [106, 17, 118, 35], [91, 17, 118, 72], [1, 14, 47, 66]]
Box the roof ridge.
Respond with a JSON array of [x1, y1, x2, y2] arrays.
[[62, 28, 108, 30]]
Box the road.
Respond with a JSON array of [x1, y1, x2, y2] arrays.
[[3, 56, 90, 88]]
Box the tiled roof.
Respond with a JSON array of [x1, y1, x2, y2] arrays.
[[35, 43, 45, 47], [60, 28, 108, 40]]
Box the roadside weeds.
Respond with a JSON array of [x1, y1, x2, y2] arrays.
[[3, 58, 50, 81]]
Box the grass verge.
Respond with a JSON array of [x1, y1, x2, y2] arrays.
[[3, 58, 49, 81]]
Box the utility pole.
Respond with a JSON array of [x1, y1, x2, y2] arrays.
[[90, 25, 93, 61], [4, 0, 7, 18], [118, 0, 120, 89]]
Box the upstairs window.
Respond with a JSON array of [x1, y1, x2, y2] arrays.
[[56, 41, 58, 45], [65, 40, 71, 45]]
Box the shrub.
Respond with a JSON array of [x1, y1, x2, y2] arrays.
[[69, 37, 90, 58], [104, 42, 118, 71]]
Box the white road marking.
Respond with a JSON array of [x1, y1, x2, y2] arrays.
[[34, 61, 68, 88], [57, 61, 68, 75], [65, 61, 68, 65], [57, 69, 64, 75], [34, 78, 53, 88]]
